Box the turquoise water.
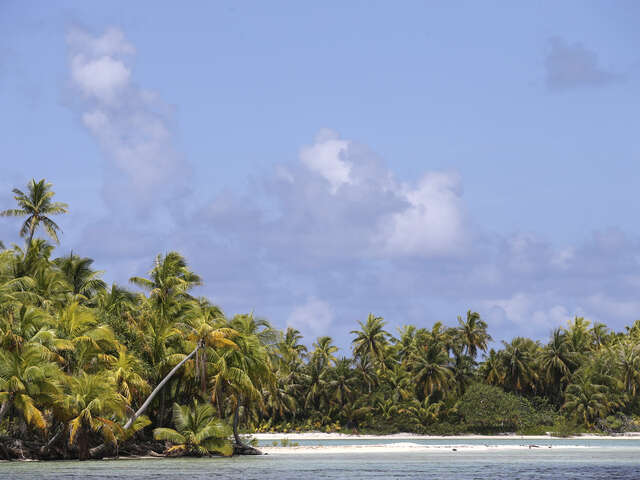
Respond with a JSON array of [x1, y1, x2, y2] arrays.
[[257, 437, 640, 448], [3, 448, 640, 479]]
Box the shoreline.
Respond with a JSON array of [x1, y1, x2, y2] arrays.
[[252, 432, 640, 441]]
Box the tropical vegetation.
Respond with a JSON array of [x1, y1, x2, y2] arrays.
[[1, 179, 640, 460]]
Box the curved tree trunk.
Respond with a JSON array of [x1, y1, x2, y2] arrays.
[[0, 401, 9, 423], [231, 401, 262, 455], [232, 402, 244, 447], [124, 343, 201, 430]]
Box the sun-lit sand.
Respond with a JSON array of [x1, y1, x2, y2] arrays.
[[254, 432, 640, 455]]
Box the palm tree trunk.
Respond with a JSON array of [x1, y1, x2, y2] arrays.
[[0, 401, 9, 423], [124, 343, 200, 430], [232, 401, 244, 447], [25, 226, 35, 257]]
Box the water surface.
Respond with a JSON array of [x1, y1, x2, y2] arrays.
[[3, 448, 640, 479]]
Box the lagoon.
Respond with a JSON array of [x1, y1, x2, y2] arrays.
[[4, 446, 640, 479]]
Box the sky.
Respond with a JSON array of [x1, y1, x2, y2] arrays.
[[1, 1, 639, 350]]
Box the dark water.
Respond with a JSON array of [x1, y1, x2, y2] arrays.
[[3, 449, 640, 479]]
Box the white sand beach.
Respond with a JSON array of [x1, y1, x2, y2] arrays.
[[253, 432, 640, 441], [255, 432, 640, 455]]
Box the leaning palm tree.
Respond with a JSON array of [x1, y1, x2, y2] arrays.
[[153, 401, 232, 456], [0, 179, 68, 253]]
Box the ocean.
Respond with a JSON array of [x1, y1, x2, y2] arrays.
[[3, 445, 640, 479]]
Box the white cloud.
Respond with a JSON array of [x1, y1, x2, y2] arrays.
[[66, 27, 188, 210], [380, 171, 467, 257], [585, 293, 640, 322], [300, 129, 352, 194], [70, 55, 130, 104], [287, 297, 334, 338], [482, 293, 578, 338]]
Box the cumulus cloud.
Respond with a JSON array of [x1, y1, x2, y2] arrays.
[[482, 293, 579, 338], [287, 297, 335, 338], [380, 172, 467, 257], [66, 27, 189, 210], [300, 129, 352, 194], [56, 27, 640, 345], [545, 37, 620, 91]]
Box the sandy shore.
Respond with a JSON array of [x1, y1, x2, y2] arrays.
[[253, 432, 640, 441], [259, 443, 589, 455], [256, 432, 640, 455]]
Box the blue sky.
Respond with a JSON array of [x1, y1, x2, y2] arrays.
[[1, 1, 639, 349]]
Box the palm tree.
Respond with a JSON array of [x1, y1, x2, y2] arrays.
[[616, 342, 640, 398], [153, 401, 232, 456], [479, 349, 504, 387], [209, 320, 274, 449], [54, 302, 116, 372], [0, 345, 61, 430], [351, 313, 390, 368], [500, 337, 539, 394], [0, 179, 68, 253], [303, 355, 330, 413], [109, 345, 150, 405], [312, 336, 338, 368], [328, 357, 356, 408], [395, 325, 417, 366], [457, 310, 491, 358], [278, 327, 308, 371], [590, 322, 610, 350], [54, 253, 106, 301], [130, 252, 201, 322], [56, 372, 127, 460], [540, 328, 575, 403], [566, 316, 591, 355], [563, 375, 609, 428], [411, 345, 452, 399]]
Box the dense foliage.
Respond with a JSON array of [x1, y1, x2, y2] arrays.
[[1, 179, 640, 459]]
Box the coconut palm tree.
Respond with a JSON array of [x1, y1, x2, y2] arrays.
[[278, 327, 308, 371], [479, 349, 505, 387], [312, 336, 338, 368], [327, 357, 356, 408], [411, 345, 452, 399], [54, 302, 116, 372], [0, 345, 61, 430], [500, 337, 539, 394], [0, 179, 68, 253], [130, 252, 201, 322], [457, 310, 491, 358], [563, 375, 609, 428], [351, 313, 390, 368], [109, 345, 150, 405], [540, 328, 575, 403], [56, 371, 127, 460], [208, 321, 274, 449], [153, 401, 232, 456], [54, 253, 106, 301]]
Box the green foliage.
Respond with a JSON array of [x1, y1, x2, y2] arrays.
[[550, 417, 582, 437], [458, 384, 522, 432], [153, 401, 232, 456], [3, 178, 640, 461]]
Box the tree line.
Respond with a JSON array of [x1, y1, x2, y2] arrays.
[[1, 179, 639, 460]]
